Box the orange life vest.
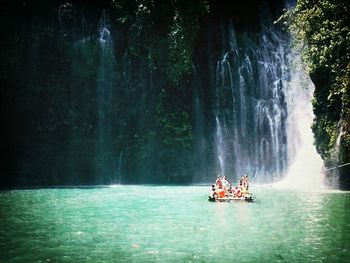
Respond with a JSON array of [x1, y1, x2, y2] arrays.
[[217, 189, 225, 198]]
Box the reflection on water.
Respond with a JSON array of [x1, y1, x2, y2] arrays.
[[0, 186, 349, 262]]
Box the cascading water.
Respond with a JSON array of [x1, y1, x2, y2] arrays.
[[214, 16, 324, 186], [117, 150, 123, 184], [96, 11, 114, 181], [275, 54, 324, 189], [215, 23, 289, 182], [325, 119, 346, 188], [192, 65, 208, 182]]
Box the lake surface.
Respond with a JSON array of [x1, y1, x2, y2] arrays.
[[0, 186, 349, 262]]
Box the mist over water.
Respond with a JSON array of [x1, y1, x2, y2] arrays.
[[274, 54, 324, 189]]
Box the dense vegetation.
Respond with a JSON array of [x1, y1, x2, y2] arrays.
[[0, 0, 284, 187], [0, 0, 209, 186], [279, 0, 350, 188], [1, 0, 348, 188]]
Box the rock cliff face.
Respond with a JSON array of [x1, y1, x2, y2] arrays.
[[310, 68, 350, 189]]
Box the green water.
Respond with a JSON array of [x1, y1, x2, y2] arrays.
[[0, 186, 349, 263]]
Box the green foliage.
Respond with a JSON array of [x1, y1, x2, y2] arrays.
[[166, 0, 209, 85], [108, 0, 208, 183], [155, 89, 193, 149], [279, 0, 350, 164], [113, 0, 209, 84]]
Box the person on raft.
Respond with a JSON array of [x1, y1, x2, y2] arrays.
[[235, 175, 249, 196], [215, 175, 231, 197], [221, 176, 230, 191], [242, 174, 249, 191], [211, 173, 250, 199], [209, 185, 217, 201], [215, 175, 223, 189], [233, 186, 243, 198]]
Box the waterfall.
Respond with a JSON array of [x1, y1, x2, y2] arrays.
[[334, 123, 346, 166], [215, 24, 289, 182], [215, 116, 225, 175], [97, 11, 113, 138], [117, 150, 123, 184], [193, 65, 207, 181], [96, 11, 114, 181], [275, 54, 324, 189], [213, 18, 324, 186], [326, 119, 346, 188]]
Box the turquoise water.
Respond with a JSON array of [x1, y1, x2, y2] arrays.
[[0, 186, 349, 262]]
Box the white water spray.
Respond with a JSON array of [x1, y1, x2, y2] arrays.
[[214, 24, 290, 181], [274, 54, 324, 190]]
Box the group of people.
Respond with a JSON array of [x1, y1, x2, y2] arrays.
[[209, 174, 249, 201]]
